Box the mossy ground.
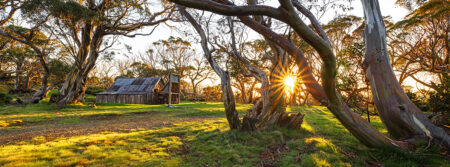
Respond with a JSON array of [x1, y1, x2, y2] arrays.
[[0, 101, 447, 166]]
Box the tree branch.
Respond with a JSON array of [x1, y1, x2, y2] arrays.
[[169, 0, 283, 20], [0, 0, 20, 26], [292, 0, 331, 46]]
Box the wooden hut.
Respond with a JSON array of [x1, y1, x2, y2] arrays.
[[95, 74, 181, 104]]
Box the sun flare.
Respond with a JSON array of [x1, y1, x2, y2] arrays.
[[284, 76, 296, 92]]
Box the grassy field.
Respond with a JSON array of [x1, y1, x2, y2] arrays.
[[0, 101, 447, 167]]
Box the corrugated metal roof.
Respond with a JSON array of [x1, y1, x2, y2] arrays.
[[97, 77, 161, 95]]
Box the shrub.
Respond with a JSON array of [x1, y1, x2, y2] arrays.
[[427, 78, 449, 115], [406, 79, 449, 128], [48, 89, 59, 98], [0, 84, 9, 94], [49, 92, 61, 103], [85, 86, 106, 95], [84, 95, 96, 103], [406, 91, 429, 111], [0, 92, 12, 105]]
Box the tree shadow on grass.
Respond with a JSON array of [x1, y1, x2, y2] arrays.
[[181, 115, 364, 167], [290, 106, 448, 167]]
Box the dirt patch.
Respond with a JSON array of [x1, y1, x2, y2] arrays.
[[0, 113, 214, 145], [129, 111, 161, 115], [82, 113, 121, 120]]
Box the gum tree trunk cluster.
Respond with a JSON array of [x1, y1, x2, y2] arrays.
[[179, 6, 304, 131], [172, 0, 450, 149]]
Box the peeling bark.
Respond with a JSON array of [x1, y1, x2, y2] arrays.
[[56, 24, 104, 106], [361, 0, 450, 148]]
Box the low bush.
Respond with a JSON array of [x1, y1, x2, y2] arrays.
[[0, 92, 12, 105], [85, 86, 106, 95], [0, 84, 9, 94]]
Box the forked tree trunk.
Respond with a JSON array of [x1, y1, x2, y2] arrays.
[[236, 14, 402, 148], [248, 81, 256, 103], [57, 53, 99, 106], [190, 81, 197, 98], [13, 73, 20, 90], [361, 0, 450, 148], [240, 61, 304, 131], [22, 71, 31, 89], [55, 23, 104, 106], [220, 71, 241, 129], [173, 0, 410, 149], [244, 59, 288, 130], [31, 73, 49, 103], [178, 6, 241, 129], [227, 16, 304, 131], [181, 6, 303, 131], [56, 70, 87, 105], [302, 92, 310, 106], [32, 55, 51, 103]]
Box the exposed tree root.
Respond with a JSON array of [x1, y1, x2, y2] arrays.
[[241, 100, 305, 131]]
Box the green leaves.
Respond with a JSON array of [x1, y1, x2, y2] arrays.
[[4, 25, 51, 47], [393, 0, 449, 29], [22, 0, 96, 23]]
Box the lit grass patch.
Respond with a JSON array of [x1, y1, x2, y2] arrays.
[[0, 120, 221, 167], [0, 103, 447, 166], [0, 120, 9, 127], [0, 102, 253, 124], [0, 120, 23, 128]]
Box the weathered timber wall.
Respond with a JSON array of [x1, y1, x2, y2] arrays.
[[96, 93, 159, 104]]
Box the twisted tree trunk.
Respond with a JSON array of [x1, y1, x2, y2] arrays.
[[227, 16, 304, 131], [55, 24, 104, 106], [220, 72, 241, 129], [22, 71, 31, 89], [174, 0, 441, 149], [232, 14, 400, 147], [361, 0, 450, 148], [178, 7, 241, 129], [57, 70, 89, 105], [177, 1, 399, 147], [31, 54, 50, 103], [181, 7, 304, 131]]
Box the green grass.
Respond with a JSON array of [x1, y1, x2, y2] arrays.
[[59, 118, 84, 124], [0, 102, 447, 166], [0, 85, 9, 94], [0, 101, 252, 124]]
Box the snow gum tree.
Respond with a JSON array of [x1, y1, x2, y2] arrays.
[[22, 0, 173, 105]]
